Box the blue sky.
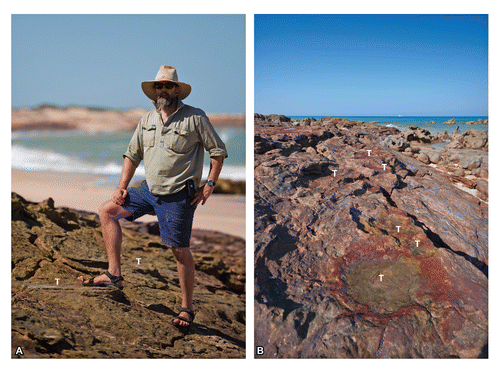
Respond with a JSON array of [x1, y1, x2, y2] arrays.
[[255, 14, 488, 116], [12, 14, 245, 113]]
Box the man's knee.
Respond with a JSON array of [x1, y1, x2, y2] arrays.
[[98, 200, 114, 218], [99, 200, 130, 221], [171, 247, 192, 262]]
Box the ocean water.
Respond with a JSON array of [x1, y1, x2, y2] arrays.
[[289, 116, 488, 135], [12, 126, 246, 184]]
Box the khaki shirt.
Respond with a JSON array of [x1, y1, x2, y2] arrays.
[[124, 101, 228, 195]]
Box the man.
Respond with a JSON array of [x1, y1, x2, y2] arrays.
[[84, 65, 227, 331]]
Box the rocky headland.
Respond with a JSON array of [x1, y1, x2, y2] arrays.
[[440, 118, 488, 125], [11, 106, 245, 132], [254, 114, 488, 358], [12, 193, 245, 358]]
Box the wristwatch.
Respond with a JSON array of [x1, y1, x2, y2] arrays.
[[207, 180, 216, 187]]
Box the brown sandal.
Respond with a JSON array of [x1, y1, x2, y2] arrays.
[[83, 271, 124, 290], [172, 308, 195, 330]]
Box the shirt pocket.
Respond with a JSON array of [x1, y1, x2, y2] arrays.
[[165, 128, 197, 153], [142, 126, 157, 147]]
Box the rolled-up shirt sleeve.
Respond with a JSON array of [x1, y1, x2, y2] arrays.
[[195, 112, 228, 158], [123, 119, 144, 167]]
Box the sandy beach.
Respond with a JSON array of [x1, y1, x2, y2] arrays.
[[11, 169, 245, 239]]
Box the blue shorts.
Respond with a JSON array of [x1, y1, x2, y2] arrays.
[[122, 180, 197, 248]]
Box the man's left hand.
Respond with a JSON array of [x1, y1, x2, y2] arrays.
[[190, 183, 215, 206]]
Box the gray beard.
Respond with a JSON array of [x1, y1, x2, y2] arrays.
[[155, 95, 176, 110]]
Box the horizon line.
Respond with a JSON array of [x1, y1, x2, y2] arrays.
[[266, 114, 489, 117]]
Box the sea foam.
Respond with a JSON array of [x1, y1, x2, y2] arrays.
[[12, 144, 245, 180], [12, 145, 134, 176]]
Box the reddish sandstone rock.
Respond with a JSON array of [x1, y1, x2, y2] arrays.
[[254, 114, 488, 359]]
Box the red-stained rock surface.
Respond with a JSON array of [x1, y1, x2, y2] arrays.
[[254, 115, 487, 358]]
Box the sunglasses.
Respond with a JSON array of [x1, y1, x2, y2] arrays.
[[154, 82, 177, 90]]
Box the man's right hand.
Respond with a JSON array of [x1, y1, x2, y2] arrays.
[[112, 188, 128, 206]]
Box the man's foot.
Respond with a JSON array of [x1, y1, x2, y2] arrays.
[[83, 271, 124, 289], [172, 308, 195, 330]]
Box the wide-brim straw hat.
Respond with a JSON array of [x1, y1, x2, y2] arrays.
[[141, 65, 191, 101]]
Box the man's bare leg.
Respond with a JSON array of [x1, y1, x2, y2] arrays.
[[171, 247, 195, 327], [84, 200, 132, 286]]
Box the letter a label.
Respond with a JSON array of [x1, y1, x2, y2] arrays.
[[15, 346, 24, 355]]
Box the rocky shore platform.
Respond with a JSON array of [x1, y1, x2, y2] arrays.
[[11, 193, 245, 358], [254, 114, 488, 358]]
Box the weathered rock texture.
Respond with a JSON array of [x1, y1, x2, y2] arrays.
[[254, 115, 487, 359], [11, 193, 245, 358]]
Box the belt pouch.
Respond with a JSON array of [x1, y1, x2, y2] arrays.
[[186, 179, 196, 199]]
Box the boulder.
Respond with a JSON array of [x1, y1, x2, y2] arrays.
[[268, 114, 291, 123], [417, 152, 430, 164], [476, 179, 488, 195], [463, 129, 488, 149], [428, 152, 442, 164], [451, 126, 462, 141], [459, 155, 483, 170], [401, 126, 433, 143], [435, 131, 450, 141], [381, 135, 409, 152], [404, 146, 420, 154], [445, 140, 464, 149]]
